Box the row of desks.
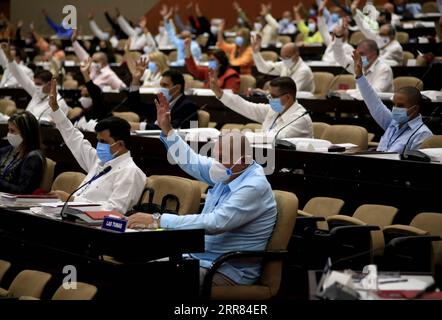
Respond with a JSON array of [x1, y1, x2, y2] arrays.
[[0, 124, 440, 225]]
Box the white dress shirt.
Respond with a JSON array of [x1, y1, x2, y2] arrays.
[[7, 61, 69, 120], [89, 19, 119, 48], [0, 49, 34, 88], [219, 91, 313, 139], [318, 16, 354, 65], [72, 41, 126, 90], [332, 38, 394, 92], [354, 14, 404, 66], [116, 15, 156, 51], [253, 53, 315, 93], [261, 14, 279, 47], [51, 108, 146, 214]]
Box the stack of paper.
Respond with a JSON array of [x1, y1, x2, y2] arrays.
[[30, 202, 102, 217], [0, 193, 59, 205], [421, 91, 442, 102], [419, 148, 442, 163]]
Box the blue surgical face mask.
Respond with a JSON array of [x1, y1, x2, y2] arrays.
[[209, 157, 247, 183], [308, 22, 317, 32], [280, 18, 290, 26], [309, 9, 317, 17], [331, 13, 340, 23], [392, 106, 412, 124], [361, 56, 370, 68], [159, 87, 172, 102], [208, 59, 218, 70], [96, 142, 117, 164], [235, 36, 244, 47], [148, 61, 158, 74], [268, 97, 285, 113]]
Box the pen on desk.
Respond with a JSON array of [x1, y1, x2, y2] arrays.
[[379, 279, 409, 284]]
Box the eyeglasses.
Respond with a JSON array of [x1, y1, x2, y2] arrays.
[[266, 92, 288, 101]]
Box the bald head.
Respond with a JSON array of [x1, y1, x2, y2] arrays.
[[383, 3, 394, 13], [180, 30, 192, 40], [215, 130, 252, 166], [280, 43, 299, 60]]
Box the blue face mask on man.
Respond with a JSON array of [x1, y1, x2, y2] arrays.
[[208, 59, 218, 70], [361, 56, 370, 68], [159, 87, 173, 102], [235, 36, 244, 47], [392, 106, 414, 124], [148, 61, 158, 74], [96, 142, 118, 164], [268, 97, 285, 113]]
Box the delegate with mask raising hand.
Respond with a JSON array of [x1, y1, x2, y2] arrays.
[[1, 43, 69, 121], [0, 111, 45, 194], [252, 34, 315, 93], [352, 51, 432, 152], [127, 92, 277, 287], [47, 78, 146, 214], [210, 70, 313, 139]]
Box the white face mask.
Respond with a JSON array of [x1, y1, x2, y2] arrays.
[[281, 58, 294, 68], [34, 84, 45, 98], [7, 132, 23, 148], [254, 22, 263, 31], [91, 62, 101, 72], [379, 36, 390, 47], [209, 157, 248, 183], [210, 26, 219, 35], [158, 26, 166, 34], [79, 96, 93, 109]]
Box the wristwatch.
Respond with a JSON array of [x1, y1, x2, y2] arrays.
[[152, 212, 161, 229]]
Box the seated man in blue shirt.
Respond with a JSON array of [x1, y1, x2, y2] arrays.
[[353, 50, 433, 153], [128, 93, 277, 286]]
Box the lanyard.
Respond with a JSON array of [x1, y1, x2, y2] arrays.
[[0, 150, 20, 179], [75, 169, 105, 196], [268, 114, 281, 132]]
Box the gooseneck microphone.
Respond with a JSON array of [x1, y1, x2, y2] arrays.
[[60, 166, 112, 219], [273, 109, 311, 148]]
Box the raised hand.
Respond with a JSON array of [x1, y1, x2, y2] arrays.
[[184, 37, 192, 57], [318, 0, 328, 17], [251, 33, 262, 53], [164, 7, 174, 20], [132, 57, 148, 84], [29, 22, 35, 31], [155, 92, 172, 135], [352, 50, 363, 78], [41, 9, 48, 16], [17, 20, 23, 28], [71, 28, 78, 43], [186, 2, 194, 11], [208, 69, 222, 99], [1, 43, 12, 62], [88, 10, 95, 20], [49, 77, 59, 112], [115, 7, 121, 17], [80, 57, 92, 76], [260, 3, 270, 16], [160, 4, 168, 17], [293, 3, 302, 13], [233, 1, 241, 12]]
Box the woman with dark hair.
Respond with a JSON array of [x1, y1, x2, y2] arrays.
[[184, 38, 240, 93], [0, 111, 45, 194]]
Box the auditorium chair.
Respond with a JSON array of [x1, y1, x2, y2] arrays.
[[420, 135, 442, 148], [197, 110, 210, 128], [312, 122, 330, 139], [349, 31, 365, 46], [396, 32, 409, 45], [327, 204, 399, 259], [402, 51, 415, 65], [112, 112, 140, 123], [243, 123, 263, 132], [321, 125, 368, 150], [20, 282, 98, 300], [168, 51, 178, 63], [0, 270, 52, 299], [0, 99, 17, 116], [239, 75, 257, 95], [0, 260, 11, 284], [260, 50, 279, 62], [422, 1, 439, 13], [51, 172, 87, 194], [393, 76, 424, 91], [221, 123, 245, 131], [382, 212, 442, 273], [276, 35, 292, 45], [201, 190, 298, 300], [313, 72, 334, 98], [141, 175, 201, 215], [297, 197, 345, 231], [327, 74, 356, 92], [40, 158, 56, 192]]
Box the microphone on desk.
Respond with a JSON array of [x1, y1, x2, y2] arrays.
[[60, 166, 112, 220], [273, 110, 311, 148]]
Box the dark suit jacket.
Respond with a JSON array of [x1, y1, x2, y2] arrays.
[[127, 90, 198, 130]]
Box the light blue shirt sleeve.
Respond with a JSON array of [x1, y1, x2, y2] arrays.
[[165, 20, 180, 47], [191, 41, 202, 61], [160, 130, 214, 185], [161, 184, 266, 234], [356, 75, 393, 130]]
